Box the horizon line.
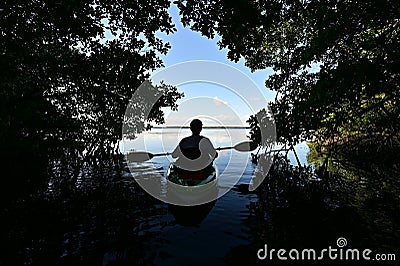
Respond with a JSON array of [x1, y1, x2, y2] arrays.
[[151, 126, 250, 129]]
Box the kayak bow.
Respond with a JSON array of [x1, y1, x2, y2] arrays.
[[166, 164, 218, 188]]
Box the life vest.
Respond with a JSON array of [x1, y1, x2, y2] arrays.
[[179, 135, 204, 160]]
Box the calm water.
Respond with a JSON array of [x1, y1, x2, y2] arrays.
[[4, 129, 397, 265], [108, 129, 309, 265]]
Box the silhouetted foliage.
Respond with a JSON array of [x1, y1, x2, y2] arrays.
[[0, 0, 183, 201], [251, 154, 400, 252], [0, 173, 165, 266], [175, 0, 400, 146]]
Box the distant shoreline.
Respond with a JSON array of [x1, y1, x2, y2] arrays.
[[151, 126, 250, 129]]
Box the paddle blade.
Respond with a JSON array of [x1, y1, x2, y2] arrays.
[[126, 152, 154, 162], [234, 141, 258, 152]]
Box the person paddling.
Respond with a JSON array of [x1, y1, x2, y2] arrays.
[[171, 119, 218, 175]]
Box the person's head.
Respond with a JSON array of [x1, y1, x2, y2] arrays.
[[190, 119, 202, 135]]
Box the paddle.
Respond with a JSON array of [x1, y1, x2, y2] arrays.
[[216, 141, 258, 152], [126, 141, 257, 162]]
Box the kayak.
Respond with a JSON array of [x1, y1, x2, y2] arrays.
[[166, 164, 219, 205], [166, 164, 218, 189]]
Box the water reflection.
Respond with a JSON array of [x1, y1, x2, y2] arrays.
[[114, 131, 399, 265], [3, 129, 398, 265], [168, 201, 216, 226], [102, 129, 266, 265]]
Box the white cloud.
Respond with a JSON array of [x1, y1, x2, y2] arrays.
[[248, 97, 262, 102], [213, 96, 228, 106]]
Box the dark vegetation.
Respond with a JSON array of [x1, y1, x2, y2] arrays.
[[1, 1, 181, 264], [0, 0, 182, 203], [176, 0, 400, 147], [1, 0, 399, 265]]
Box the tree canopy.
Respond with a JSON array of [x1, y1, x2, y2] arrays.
[[175, 0, 400, 145], [0, 0, 183, 198]]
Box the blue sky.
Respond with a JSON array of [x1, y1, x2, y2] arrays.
[[116, 4, 310, 163], [104, 3, 276, 126], [152, 4, 275, 126]]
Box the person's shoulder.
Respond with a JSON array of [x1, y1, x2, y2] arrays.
[[200, 135, 210, 140], [199, 136, 213, 144], [180, 135, 199, 143], [179, 136, 190, 143]]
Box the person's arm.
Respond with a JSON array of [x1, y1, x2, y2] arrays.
[[209, 138, 218, 159], [213, 144, 218, 158], [171, 143, 181, 159], [201, 138, 218, 159]]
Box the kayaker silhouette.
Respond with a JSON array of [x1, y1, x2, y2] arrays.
[[171, 119, 218, 174]]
